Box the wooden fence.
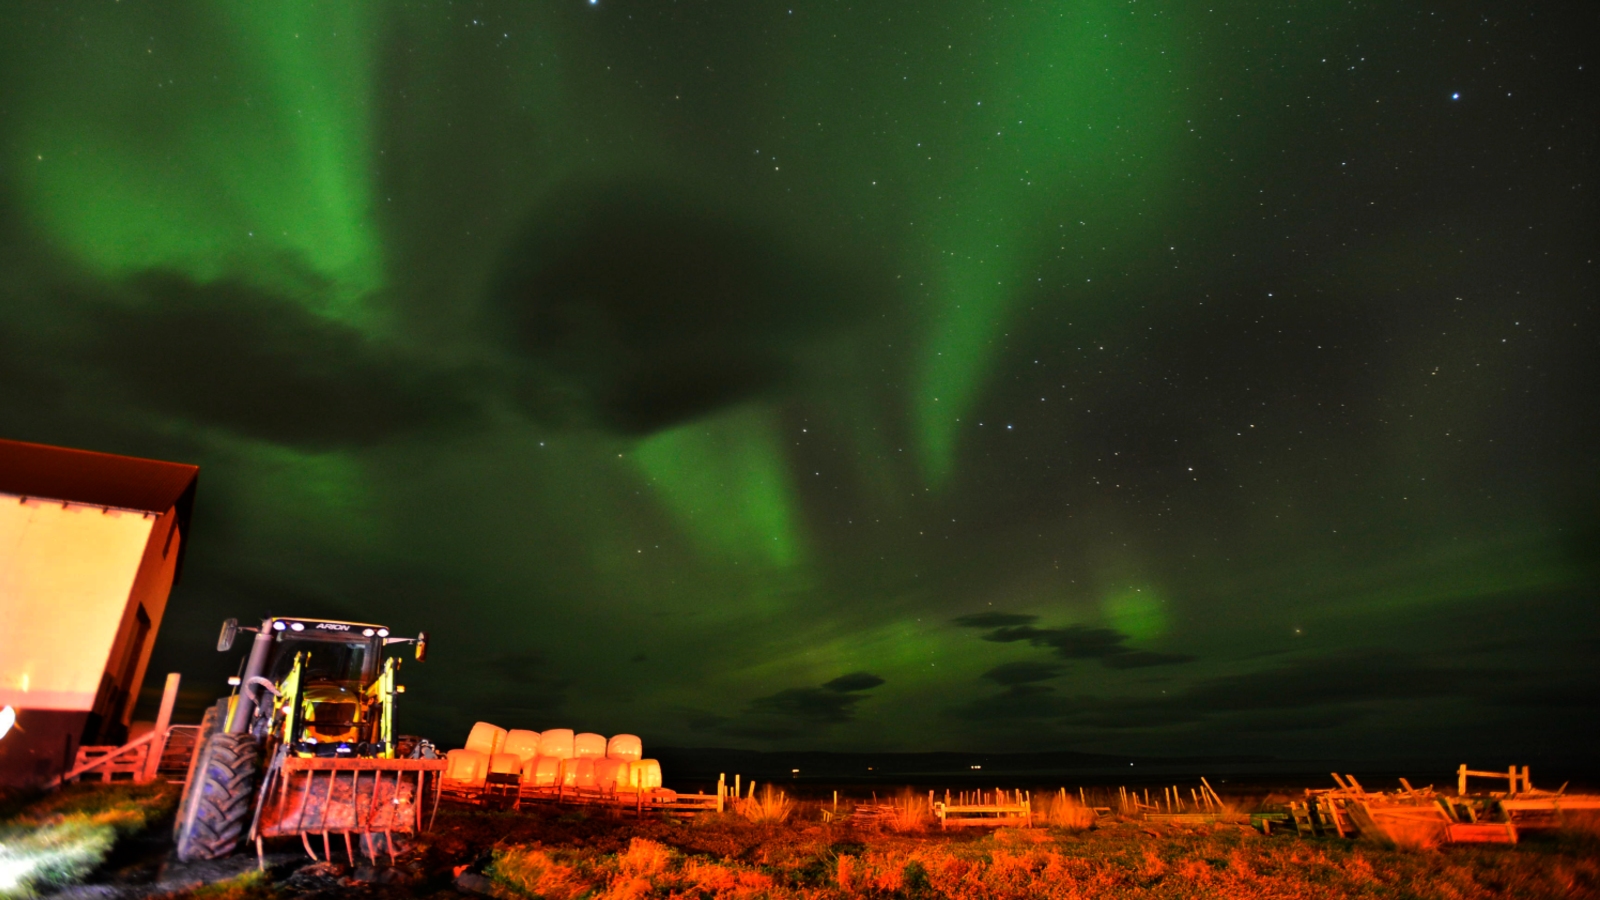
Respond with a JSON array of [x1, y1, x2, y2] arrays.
[[52, 673, 186, 787]]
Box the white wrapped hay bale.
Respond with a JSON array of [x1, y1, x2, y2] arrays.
[[523, 756, 560, 786], [489, 752, 522, 776], [445, 749, 489, 784], [615, 760, 635, 789], [538, 728, 575, 759], [567, 757, 596, 788], [629, 759, 662, 790], [573, 732, 607, 759], [606, 733, 643, 761], [465, 721, 507, 756], [592, 758, 629, 790], [502, 729, 541, 763], [556, 758, 579, 787]]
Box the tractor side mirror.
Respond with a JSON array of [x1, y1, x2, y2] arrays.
[[218, 618, 239, 652], [414, 632, 428, 662]]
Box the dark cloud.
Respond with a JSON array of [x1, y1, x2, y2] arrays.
[[1205, 706, 1374, 735], [0, 320, 65, 425], [492, 185, 878, 434], [1486, 680, 1600, 713], [957, 619, 1195, 669], [951, 652, 1502, 729], [700, 672, 888, 739], [478, 651, 572, 720], [982, 661, 1064, 685], [51, 272, 484, 449], [172, 566, 367, 623], [985, 624, 1128, 658], [952, 612, 1039, 629], [1180, 652, 1490, 714], [1102, 650, 1198, 669], [949, 684, 1071, 723], [824, 672, 887, 692], [747, 688, 863, 724], [686, 711, 729, 733]]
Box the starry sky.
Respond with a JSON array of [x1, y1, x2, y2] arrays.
[[2, 1, 1594, 767]]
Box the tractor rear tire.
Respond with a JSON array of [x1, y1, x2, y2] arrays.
[[172, 702, 219, 845], [173, 718, 259, 861]]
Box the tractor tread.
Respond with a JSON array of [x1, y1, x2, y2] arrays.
[[173, 730, 258, 861]]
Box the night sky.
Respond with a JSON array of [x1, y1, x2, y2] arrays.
[[2, 2, 1594, 766]]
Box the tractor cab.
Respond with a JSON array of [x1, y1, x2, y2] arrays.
[[218, 616, 426, 759]]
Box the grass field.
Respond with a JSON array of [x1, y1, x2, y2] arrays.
[[2, 784, 1595, 898], [423, 793, 1600, 900]]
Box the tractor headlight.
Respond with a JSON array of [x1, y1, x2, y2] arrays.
[[273, 620, 287, 631], [289, 622, 305, 632], [362, 628, 375, 637], [376, 628, 389, 637]]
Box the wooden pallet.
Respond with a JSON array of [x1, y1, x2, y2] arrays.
[[1448, 822, 1518, 844], [1313, 796, 1354, 837], [482, 772, 521, 809], [1144, 813, 1220, 825], [935, 801, 1031, 828], [1501, 795, 1600, 824], [68, 742, 150, 783], [848, 804, 900, 826], [1250, 812, 1291, 835], [1286, 772, 1542, 846], [658, 792, 721, 817]]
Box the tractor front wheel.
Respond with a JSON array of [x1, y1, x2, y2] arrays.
[[173, 726, 259, 861]]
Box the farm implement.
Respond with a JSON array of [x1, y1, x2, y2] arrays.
[[173, 616, 445, 864]]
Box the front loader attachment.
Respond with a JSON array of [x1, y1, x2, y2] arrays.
[[188, 615, 438, 864], [251, 754, 447, 863]]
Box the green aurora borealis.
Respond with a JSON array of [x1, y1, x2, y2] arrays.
[[1, 1, 1594, 764]]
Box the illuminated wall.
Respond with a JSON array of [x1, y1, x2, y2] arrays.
[[0, 496, 156, 712]]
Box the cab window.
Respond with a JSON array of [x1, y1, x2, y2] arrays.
[[269, 638, 369, 684]]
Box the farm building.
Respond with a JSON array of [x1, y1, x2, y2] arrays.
[[0, 438, 198, 786]]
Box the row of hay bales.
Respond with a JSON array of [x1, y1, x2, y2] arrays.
[[443, 722, 663, 791]]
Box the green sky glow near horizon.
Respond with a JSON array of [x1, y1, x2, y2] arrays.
[[1, 0, 1593, 763]]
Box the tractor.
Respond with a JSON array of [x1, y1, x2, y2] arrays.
[[172, 616, 445, 863]]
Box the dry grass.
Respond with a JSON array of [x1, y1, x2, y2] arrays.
[[492, 837, 776, 900], [460, 802, 1600, 900], [1034, 790, 1097, 830], [736, 785, 793, 824], [0, 783, 176, 899], [888, 790, 933, 832]]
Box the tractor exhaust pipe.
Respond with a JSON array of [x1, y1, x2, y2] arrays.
[[227, 620, 275, 734]]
